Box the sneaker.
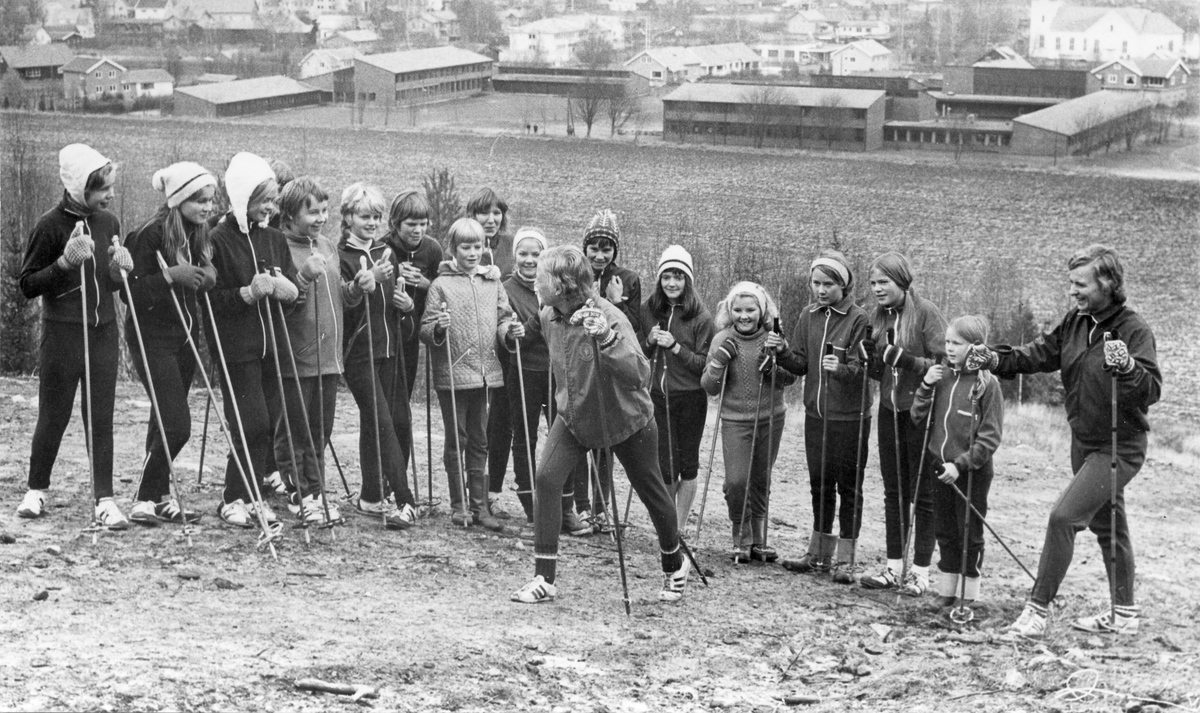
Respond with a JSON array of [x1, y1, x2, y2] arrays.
[[659, 556, 691, 602], [1006, 602, 1049, 638], [562, 510, 593, 537], [831, 561, 862, 585], [17, 489, 46, 518], [94, 498, 129, 530], [750, 543, 778, 563], [218, 499, 254, 528], [247, 499, 279, 526], [511, 575, 557, 604], [488, 496, 512, 520], [900, 569, 930, 597], [262, 471, 288, 497], [782, 554, 830, 574], [295, 494, 341, 524], [155, 499, 201, 524], [356, 497, 413, 530], [129, 500, 160, 526], [1072, 605, 1141, 635], [860, 566, 900, 590], [590, 509, 613, 534]]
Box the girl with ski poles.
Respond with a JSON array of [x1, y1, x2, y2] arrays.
[[384, 189, 442, 399], [910, 315, 1004, 612], [773, 251, 871, 582], [121, 161, 218, 526], [859, 252, 947, 596], [420, 218, 518, 530], [510, 245, 689, 605], [968, 245, 1161, 637], [701, 281, 796, 564], [638, 245, 714, 534], [339, 183, 418, 530], [17, 144, 132, 530]]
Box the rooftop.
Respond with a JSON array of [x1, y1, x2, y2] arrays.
[[927, 91, 1062, 107], [1048, 5, 1183, 36], [124, 68, 174, 83], [833, 39, 892, 57], [177, 75, 318, 103], [359, 46, 492, 74], [664, 82, 886, 109], [1014, 90, 1150, 135], [0, 43, 75, 69], [1093, 57, 1190, 78]]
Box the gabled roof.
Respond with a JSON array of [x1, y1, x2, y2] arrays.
[[1092, 57, 1190, 78], [1048, 5, 1183, 36], [359, 46, 492, 74], [136, 0, 170, 8], [336, 29, 379, 42], [303, 47, 361, 63], [664, 82, 885, 109], [0, 43, 75, 68], [689, 42, 760, 66], [123, 68, 174, 82], [515, 14, 620, 35], [1014, 90, 1150, 135], [627, 46, 700, 72], [177, 75, 318, 104], [973, 46, 1032, 68], [831, 39, 891, 57]]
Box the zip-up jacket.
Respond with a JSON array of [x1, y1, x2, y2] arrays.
[[702, 326, 796, 423], [121, 218, 214, 347], [868, 291, 946, 412], [419, 260, 512, 391], [595, 262, 642, 334], [283, 233, 358, 377], [638, 301, 714, 395], [340, 237, 399, 365], [20, 196, 121, 326], [503, 274, 549, 373], [205, 213, 301, 364], [483, 232, 514, 278], [530, 296, 652, 449], [911, 367, 1003, 475], [777, 295, 871, 421], [991, 303, 1160, 444], [385, 233, 443, 326]]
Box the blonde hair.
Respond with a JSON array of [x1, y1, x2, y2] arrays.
[[537, 245, 594, 302], [339, 182, 387, 238], [447, 217, 485, 251], [714, 281, 778, 331]]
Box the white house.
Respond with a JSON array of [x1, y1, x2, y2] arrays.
[[501, 14, 624, 66], [625, 43, 760, 84], [1029, 0, 1184, 63], [299, 47, 361, 78], [132, 0, 170, 21], [120, 68, 174, 98], [829, 39, 896, 75]]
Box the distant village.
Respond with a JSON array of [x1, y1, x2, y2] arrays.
[[1, 0, 1196, 157]]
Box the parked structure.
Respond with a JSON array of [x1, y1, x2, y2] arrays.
[[624, 43, 760, 85], [1029, 0, 1184, 64], [174, 75, 322, 117], [501, 14, 625, 66], [354, 46, 492, 105], [663, 82, 886, 151]]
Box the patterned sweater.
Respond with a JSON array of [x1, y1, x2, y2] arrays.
[[702, 326, 796, 423]]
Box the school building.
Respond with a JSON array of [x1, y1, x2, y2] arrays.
[[174, 75, 323, 117], [354, 46, 493, 105]]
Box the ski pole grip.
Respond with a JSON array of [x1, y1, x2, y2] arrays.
[[823, 342, 834, 357], [258, 259, 269, 274], [865, 326, 873, 340], [155, 251, 168, 270], [380, 247, 392, 264], [887, 327, 895, 346], [772, 317, 780, 334]]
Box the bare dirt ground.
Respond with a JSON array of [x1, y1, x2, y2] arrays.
[[2, 373, 1199, 713]]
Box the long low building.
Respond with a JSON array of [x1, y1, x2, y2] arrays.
[[355, 46, 492, 106], [1011, 90, 1152, 156], [174, 75, 322, 117], [663, 82, 887, 151]]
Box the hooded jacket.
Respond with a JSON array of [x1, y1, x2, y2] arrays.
[[339, 236, 401, 365], [776, 294, 871, 421], [638, 300, 714, 395], [282, 233, 357, 377], [20, 145, 120, 326], [911, 366, 1003, 476], [419, 260, 513, 391], [121, 217, 215, 346], [482, 232, 514, 279]]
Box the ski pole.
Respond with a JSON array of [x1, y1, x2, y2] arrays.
[[392, 311, 421, 506], [847, 327, 873, 579], [583, 299, 632, 614], [694, 370, 726, 545], [946, 479, 1035, 582], [360, 256, 389, 528], [425, 345, 434, 508], [115, 238, 193, 546], [900, 365, 938, 593], [257, 261, 311, 544], [514, 336, 537, 523], [735, 363, 767, 564], [950, 385, 981, 625], [816, 341, 834, 557], [197, 387, 211, 485], [757, 317, 782, 559], [1105, 329, 1119, 628], [440, 300, 470, 526], [311, 257, 352, 500], [887, 326, 906, 585], [78, 234, 101, 545]]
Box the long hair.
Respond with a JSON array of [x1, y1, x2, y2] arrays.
[[141, 202, 210, 266], [867, 251, 925, 351], [465, 187, 509, 238], [1067, 243, 1126, 305], [646, 269, 705, 322], [949, 314, 997, 393], [714, 281, 778, 332]]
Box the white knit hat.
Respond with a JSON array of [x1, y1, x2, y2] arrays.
[[59, 143, 111, 206], [153, 161, 217, 209], [224, 152, 275, 234], [656, 245, 694, 283], [512, 226, 548, 256]]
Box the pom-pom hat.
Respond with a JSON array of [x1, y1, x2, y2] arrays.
[[153, 161, 217, 209], [583, 209, 620, 258], [656, 245, 694, 283]]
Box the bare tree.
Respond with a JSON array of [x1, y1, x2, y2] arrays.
[[741, 85, 786, 149], [945, 111, 975, 161], [605, 83, 640, 136], [817, 92, 845, 148], [569, 82, 608, 138]]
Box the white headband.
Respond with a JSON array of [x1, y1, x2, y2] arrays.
[[811, 257, 850, 286]]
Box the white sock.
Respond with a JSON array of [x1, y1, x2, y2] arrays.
[[887, 558, 902, 574], [911, 564, 929, 579]]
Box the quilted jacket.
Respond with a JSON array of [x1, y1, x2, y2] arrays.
[[419, 260, 513, 391]]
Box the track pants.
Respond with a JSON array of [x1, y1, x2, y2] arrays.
[[216, 357, 282, 505], [28, 320, 118, 501], [877, 406, 936, 567], [804, 415, 870, 539], [487, 383, 512, 495], [273, 374, 338, 498], [721, 416, 786, 533], [1029, 433, 1146, 607], [436, 387, 488, 510], [129, 333, 196, 502], [932, 459, 994, 579], [652, 389, 708, 485], [343, 358, 414, 507]]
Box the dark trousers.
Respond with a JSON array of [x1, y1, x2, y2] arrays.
[[273, 374, 339, 498], [436, 387, 489, 509], [534, 418, 679, 559], [399, 335, 420, 400], [652, 389, 708, 485], [932, 459, 993, 578], [804, 415, 870, 539], [129, 334, 196, 502], [721, 416, 786, 526], [1030, 434, 1146, 607], [487, 383, 511, 494], [508, 367, 547, 507], [28, 320, 118, 500], [343, 358, 414, 506], [877, 406, 936, 566], [216, 357, 282, 505]]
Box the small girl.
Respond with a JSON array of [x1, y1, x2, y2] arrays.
[[274, 176, 353, 524], [468, 187, 515, 519], [123, 161, 218, 526], [776, 251, 871, 582], [17, 144, 132, 528], [701, 281, 796, 563], [420, 218, 517, 530], [639, 245, 714, 532], [205, 151, 301, 528], [910, 315, 1003, 609], [384, 189, 443, 400], [339, 182, 418, 530], [859, 251, 947, 595]]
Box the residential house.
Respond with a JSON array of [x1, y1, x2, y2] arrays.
[[1029, 0, 1184, 63], [752, 39, 841, 71], [0, 44, 75, 104], [120, 68, 174, 98], [408, 11, 459, 43], [785, 9, 827, 37], [689, 42, 760, 76], [829, 39, 896, 75], [501, 14, 625, 66], [175, 75, 322, 116], [299, 47, 361, 78], [61, 56, 127, 98], [625, 43, 759, 84], [822, 19, 891, 42], [38, 24, 93, 46], [355, 45, 492, 104], [499, 8, 527, 30], [325, 28, 381, 50], [133, 0, 171, 21], [1092, 56, 1190, 101]]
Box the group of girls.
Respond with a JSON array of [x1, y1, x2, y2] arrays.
[[17, 144, 1159, 637]]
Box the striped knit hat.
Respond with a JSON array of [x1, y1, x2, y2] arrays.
[[657, 245, 694, 283], [583, 209, 620, 258]]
